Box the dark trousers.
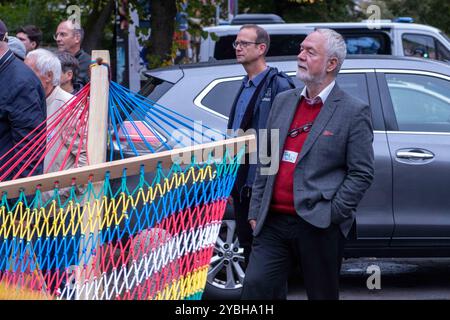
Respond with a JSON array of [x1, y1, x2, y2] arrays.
[[241, 213, 345, 300], [232, 188, 253, 269]]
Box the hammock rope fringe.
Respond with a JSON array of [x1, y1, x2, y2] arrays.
[[0, 71, 252, 300]]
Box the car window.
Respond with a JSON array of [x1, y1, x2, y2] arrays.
[[296, 72, 383, 129], [201, 79, 243, 116], [336, 73, 370, 104], [200, 72, 371, 119], [386, 74, 450, 132], [139, 76, 174, 102], [402, 34, 437, 60], [293, 73, 370, 102]]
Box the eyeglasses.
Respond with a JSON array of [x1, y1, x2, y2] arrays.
[[232, 40, 262, 49], [288, 122, 314, 138], [53, 32, 71, 40]]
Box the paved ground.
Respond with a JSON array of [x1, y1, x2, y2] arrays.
[[287, 258, 450, 300]]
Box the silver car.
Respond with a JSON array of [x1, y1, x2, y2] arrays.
[[114, 55, 450, 299]]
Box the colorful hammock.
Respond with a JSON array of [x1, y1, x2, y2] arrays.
[[0, 54, 254, 300]]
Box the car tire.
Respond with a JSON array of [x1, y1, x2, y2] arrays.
[[203, 277, 242, 300], [203, 211, 245, 300]]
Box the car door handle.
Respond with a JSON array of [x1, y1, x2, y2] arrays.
[[396, 150, 434, 160]]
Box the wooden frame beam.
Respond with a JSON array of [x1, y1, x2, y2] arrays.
[[0, 135, 256, 199]]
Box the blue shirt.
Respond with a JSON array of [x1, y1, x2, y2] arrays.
[[231, 67, 269, 130]]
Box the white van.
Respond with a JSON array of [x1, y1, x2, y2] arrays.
[[199, 21, 450, 63]]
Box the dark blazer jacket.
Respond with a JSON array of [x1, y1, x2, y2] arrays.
[[0, 50, 46, 180], [248, 84, 375, 237]]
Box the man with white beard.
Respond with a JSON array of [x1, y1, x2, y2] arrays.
[[242, 29, 374, 300]]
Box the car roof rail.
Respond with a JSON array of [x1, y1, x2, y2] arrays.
[[230, 13, 285, 25]]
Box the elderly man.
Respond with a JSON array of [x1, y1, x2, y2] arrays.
[[0, 19, 46, 180], [54, 20, 91, 86], [241, 29, 375, 300], [25, 48, 86, 173]]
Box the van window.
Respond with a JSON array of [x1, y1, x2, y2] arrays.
[[341, 33, 391, 55], [214, 34, 307, 60], [329, 29, 392, 55], [436, 41, 450, 63], [268, 34, 307, 56], [402, 34, 437, 60], [213, 31, 391, 60], [403, 33, 450, 63]]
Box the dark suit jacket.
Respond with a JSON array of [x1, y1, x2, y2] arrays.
[[248, 84, 375, 237], [0, 50, 46, 179], [75, 49, 91, 87]]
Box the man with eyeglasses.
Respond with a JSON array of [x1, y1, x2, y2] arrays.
[[227, 24, 294, 270], [0, 19, 46, 180], [242, 29, 374, 300], [54, 20, 91, 87]]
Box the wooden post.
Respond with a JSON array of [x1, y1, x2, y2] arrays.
[[88, 50, 110, 165], [78, 50, 110, 300]]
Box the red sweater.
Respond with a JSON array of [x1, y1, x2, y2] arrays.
[[270, 98, 323, 215]]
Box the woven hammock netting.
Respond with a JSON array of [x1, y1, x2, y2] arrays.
[[0, 78, 244, 300]]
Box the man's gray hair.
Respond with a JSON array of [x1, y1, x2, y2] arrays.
[[26, 48, 61, 86], [316, 28, 347, 75]]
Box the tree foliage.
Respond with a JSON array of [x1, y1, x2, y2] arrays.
[[0, 0, 448, 70], [239, 0, 362, 23], [380, 0, 450, 34], [0, 0, 115, 52]]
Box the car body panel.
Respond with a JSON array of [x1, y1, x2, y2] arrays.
[[130, 56, 450, 298], [137, 56, 450, 250]]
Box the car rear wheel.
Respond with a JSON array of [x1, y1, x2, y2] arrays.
[[203, 219, 245, 300]]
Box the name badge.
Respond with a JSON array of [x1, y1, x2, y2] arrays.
[[282, 150, 298, 163]]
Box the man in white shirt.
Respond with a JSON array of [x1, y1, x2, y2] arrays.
[[242, 29, 374, 300], [25, 48, 87, 174], [25, 48, 87, 296]]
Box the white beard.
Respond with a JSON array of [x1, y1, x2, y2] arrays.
[[296, 67, 327, 87]]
